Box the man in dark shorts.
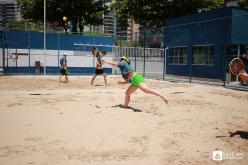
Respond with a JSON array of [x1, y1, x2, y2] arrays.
[[91, 47, 107, 85], [59, 52, 68, 83]]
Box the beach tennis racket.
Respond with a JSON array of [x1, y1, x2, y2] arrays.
[[229, 58, 245, 76]]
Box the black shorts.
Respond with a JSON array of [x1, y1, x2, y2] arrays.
[[95, 69, 105, 75], [60, 68, 68, 75]]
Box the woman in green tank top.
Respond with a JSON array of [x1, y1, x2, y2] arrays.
[[103, 56, 168, 108]]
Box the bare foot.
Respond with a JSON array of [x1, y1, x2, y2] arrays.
[[161, 96, 168, 104], [119, 104, 129, 108]]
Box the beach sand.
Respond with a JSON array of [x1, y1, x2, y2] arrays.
[[0, 75, 247, 165]]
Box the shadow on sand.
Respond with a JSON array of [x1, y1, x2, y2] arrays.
[[229, 131, 248, 140], [112, 104, 142, 112]]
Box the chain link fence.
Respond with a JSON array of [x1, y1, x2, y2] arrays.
[[1, 11, 248, 91]]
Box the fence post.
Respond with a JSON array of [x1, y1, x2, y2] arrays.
[[120, 39, 122, 57], [134, 32, 137, 71], [28, 29, 31, 74], [2, 29, 5, 74], [15, 46, 17, 68], [58, 32, 60, 74], [92, 46, 94, 75], [163, 46, 168, 80], [223, 45, 227, 87], [6, 30, 8, 68], [143, 31, 146, 77], [189, 24, 194, 83], [189, 48, 192, 83], [236, 45, 241, 82]]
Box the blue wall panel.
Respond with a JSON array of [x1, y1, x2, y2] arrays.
[[1, 30, 114, 50], [165, 7, 248, 79], [4, 66, 112, 75], [231, 8, 248, 44], [165, 25, 192, 46], [166, 64, 189, 76], [30, 32, 44, 49]]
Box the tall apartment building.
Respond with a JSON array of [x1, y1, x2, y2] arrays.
[[0, 0, 20, 28], [102, 11, 140, 40], [103, 12, 116, 35], [127, 18, 140, 41], [85, 12, 116, 36], [103, 11, 129, 39]]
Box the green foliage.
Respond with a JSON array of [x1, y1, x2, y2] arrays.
[[238, 0, 248, 8], [113, 0, 225, 28], [116, 39, 137, 47], [83, 31, 110, 36], [8, 20, 43, 31], [17, 0, 111, 32]]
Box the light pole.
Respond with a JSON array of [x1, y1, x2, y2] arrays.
[[43, 0, 46, 75]]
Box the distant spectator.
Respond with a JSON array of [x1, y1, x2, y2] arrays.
[[59, 52, 68, 83]]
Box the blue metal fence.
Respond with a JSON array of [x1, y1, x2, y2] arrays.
[[0, 7, 248, 90]]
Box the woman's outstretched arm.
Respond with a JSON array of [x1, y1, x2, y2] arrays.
[[103, 60, 118, 67]]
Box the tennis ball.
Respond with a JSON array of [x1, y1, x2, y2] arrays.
[[63, 16, 67, 21]]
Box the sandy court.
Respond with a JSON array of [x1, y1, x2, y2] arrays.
[[0, 75, 247, 165]]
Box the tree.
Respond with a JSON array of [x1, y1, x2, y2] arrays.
[[17, 0, 111, 33], [238, 0, 248, 8], [112, 0, 224, 29]]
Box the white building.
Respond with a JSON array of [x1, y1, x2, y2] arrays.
[[225, 0, 239, 7], [103, 12, 116, 35], [0, 0, 21, 28]]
